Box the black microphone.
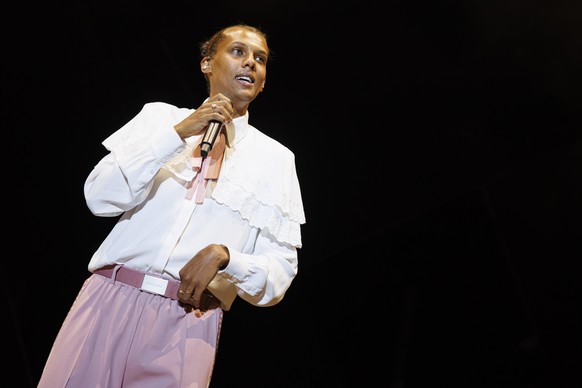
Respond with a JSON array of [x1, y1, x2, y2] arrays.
[[200, 121, 223, 157]]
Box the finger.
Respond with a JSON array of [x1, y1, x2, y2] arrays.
[[209, 95, 233, 113], [208, 107, 232, 125], [190, 290, 204, 309], [177, 287, 193, 304]]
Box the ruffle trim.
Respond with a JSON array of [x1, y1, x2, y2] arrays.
[[212, 177, 303, 248], [162, 122, 305, 248], [162, 145, 304, 248]]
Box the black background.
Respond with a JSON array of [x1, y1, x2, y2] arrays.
[[5, 1, 581, 387]]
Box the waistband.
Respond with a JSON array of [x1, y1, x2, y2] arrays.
[[93, 265, 221, 310], [94, 265, 181, 300]]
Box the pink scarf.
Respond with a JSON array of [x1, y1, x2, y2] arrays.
[[185, 129, 226, 203]]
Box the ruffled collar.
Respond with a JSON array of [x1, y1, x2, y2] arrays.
[[163, 112, 304, 248]]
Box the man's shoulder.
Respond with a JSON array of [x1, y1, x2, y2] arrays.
[[138, 102, 193, 122], [250, 126, 294, 159], [142, 101, 192, 114]]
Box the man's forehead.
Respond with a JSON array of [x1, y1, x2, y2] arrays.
[[222, 30, 268, 52]]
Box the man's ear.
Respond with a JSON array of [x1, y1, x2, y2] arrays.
[[201, 58, 211, 73]]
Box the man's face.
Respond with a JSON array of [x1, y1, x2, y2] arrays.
[[206, 28, 268, 107]]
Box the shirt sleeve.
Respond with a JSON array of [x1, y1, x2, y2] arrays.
[[84, 103, 187, 216], [219, 230, 299, 307]]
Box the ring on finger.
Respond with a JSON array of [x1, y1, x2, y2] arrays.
[[211, 103, 217, 109]]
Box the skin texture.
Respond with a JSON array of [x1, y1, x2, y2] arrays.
[[173, 26, 269, 316]]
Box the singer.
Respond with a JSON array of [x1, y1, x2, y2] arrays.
[[38, 23, 305, 388]]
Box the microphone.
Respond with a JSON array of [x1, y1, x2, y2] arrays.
[[200, 121, 223, 157]]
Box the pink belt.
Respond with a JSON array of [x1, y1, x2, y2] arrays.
[[94, 265, 181, 300]]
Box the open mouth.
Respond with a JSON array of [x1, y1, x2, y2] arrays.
[[235, 75, 254, 84]]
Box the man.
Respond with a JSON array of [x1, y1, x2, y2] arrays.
[[38, 23, 305, 388]]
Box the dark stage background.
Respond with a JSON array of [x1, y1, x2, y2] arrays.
[[5, 1, 581, 387]]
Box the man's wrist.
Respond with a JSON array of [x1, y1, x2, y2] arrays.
[[219, 244, 230, 270]]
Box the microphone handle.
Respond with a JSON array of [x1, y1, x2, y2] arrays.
[[200, 121, 223, 157]]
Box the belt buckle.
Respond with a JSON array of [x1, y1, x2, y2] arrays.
[[140, 274, 169, 296]]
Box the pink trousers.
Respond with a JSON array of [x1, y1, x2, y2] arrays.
[[37, 273, 223, 388]]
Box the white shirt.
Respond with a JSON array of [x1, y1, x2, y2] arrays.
[[84, 102, 305, 310]]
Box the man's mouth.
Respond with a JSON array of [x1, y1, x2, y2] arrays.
[[235, 75, 254, 84]]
